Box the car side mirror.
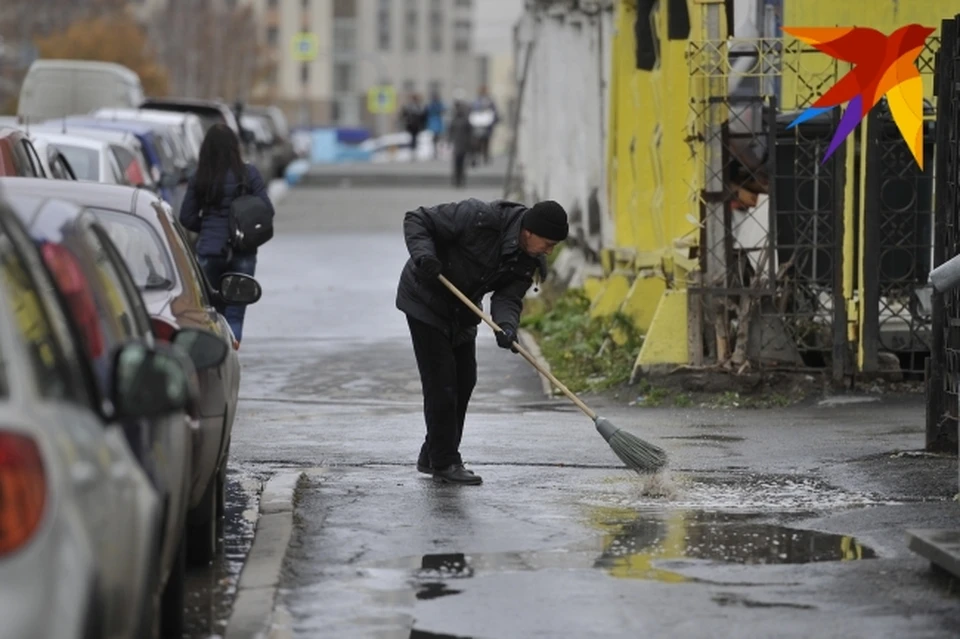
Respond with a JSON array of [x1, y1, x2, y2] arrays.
[[112, 342, 191, 420], [219, 273, 262, 305], [172, 328, 229, 371]]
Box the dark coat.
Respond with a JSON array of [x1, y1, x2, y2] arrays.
[[179, 163, 274, 257], [396, 198, 546, 344]]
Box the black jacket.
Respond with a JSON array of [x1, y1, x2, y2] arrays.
[[179, 163, 274, 257], [396, 198, 545, 344]]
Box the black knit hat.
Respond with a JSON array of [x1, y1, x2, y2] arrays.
[[522, 200, 569, 242]]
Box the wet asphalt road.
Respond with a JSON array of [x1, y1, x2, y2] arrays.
[[190, 182, 960, 638]]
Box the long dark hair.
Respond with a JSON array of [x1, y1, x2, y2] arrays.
[[194, 123, 246, 206]]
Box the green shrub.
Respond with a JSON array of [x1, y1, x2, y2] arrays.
[[521, 289, 644, 393]]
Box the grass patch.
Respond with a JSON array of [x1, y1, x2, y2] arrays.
[[521, 288, 643, 393]]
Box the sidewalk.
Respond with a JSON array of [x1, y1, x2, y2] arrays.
[[299, 156, 510, 188]]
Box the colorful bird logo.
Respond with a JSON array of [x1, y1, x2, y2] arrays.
[[783, 24, 936, 169]]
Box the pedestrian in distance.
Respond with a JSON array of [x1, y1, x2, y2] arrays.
[[396, 199, 570, 485], [180, 123, 275, 348], [447, 101, 472, 188], [400, 93, 428, 159], [426, 91, 447, 159]]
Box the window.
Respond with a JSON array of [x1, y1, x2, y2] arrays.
[[377, 0, 391, 50], [47, 149, 74, 180], [56, 145, 100, 181], [404, 0, 418, 52], [86, 223, 153, 339], [333, 20, 356, 53], [0, 222, 86, 402], [110, 145, 144, 186], [267, 26, 279, 47], [454, 19, 471, 53], [333, 0, 356, 17], [87, 209, 175, 293], [429, 0, 443, 51], [334, 62, 354, 93], [21, 141, 44, 177]]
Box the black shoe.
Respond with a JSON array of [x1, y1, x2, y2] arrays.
[[417, 462, 432, 474], [433, 464, 482, 485]]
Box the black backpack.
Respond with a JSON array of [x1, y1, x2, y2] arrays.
[[228, 170, 274, 252]]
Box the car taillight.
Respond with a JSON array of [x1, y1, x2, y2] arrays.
[[0, 432, 46, 556], [151, 317, 178, 342], [40, 243, 104, 358]]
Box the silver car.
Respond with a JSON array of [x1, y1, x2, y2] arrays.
[[0, 199, 192, 639]]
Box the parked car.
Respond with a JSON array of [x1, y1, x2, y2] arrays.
[[0, 127, 46, 177], [1, 182, 229, 636], [246, 105, 297, 178], [17, 59, 144, 123], [0, 196, 184, 639], [0, 177, 262, 567], [32, 125, 158, 191], [139, 97, 240, 136], [92, 108, 204, 166], [56, 118, 179, 204], [27, 132, 127, 184], [25, 136, 77, 180]]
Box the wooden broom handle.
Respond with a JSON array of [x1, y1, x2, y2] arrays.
[[437, 274, 597, 420]]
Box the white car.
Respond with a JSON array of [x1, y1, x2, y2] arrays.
[[27, 132, 126, 184], [92, 108, 204, 165], [0, 197, 190, 639], [25, 137, 77, 180]]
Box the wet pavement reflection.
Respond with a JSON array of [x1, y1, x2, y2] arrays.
[[183, 472, 259, 638]]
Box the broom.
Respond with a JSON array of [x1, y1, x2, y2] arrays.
[[438, 275, 668, 474]]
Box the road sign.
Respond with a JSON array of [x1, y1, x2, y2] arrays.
[[367, 85, 396, 114], [291, 32, 319, 62]]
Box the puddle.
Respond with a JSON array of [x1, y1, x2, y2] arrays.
[[591, 509, 876, 581], [183, 470, 261, 638]]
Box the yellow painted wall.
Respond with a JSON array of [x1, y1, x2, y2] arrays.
[[607, 0, 699, 262]]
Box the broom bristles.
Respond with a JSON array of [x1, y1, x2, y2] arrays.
[[594, 416, 667, 474], [608, 429, 667, 474]]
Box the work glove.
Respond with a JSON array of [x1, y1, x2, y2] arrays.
[[416, 255, 442, 279], [496, 327, 519, 352]]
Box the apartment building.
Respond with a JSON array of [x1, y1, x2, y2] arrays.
[[250, 0, 484, 132]]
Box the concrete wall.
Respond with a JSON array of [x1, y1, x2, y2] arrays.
[[514, 2, 614, 258]]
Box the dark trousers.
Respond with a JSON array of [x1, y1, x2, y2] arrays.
[[198, 253, 257, 342], [406, 316, 477, 469], [452, 152, 467, 187]]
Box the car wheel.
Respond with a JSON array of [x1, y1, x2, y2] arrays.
[[187, 473, 218, 567], [159, 534, 185, 639]]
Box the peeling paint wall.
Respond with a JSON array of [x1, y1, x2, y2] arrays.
[[514, 2, 615, 257]]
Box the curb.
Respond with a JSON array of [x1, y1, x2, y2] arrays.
[[225, 471, 303, 639], [518, 329, 556, 399]]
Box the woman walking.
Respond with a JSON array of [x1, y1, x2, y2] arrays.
[[179, 123, 274, 347]]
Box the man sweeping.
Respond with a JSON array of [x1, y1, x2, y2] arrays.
[[397, 199, 569, 485]]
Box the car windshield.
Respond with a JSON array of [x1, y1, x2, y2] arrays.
[[86, 207, 175, 291], [55, 145, 99, 180]]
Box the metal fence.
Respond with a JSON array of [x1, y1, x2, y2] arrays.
[[928, 14, 960, 451], [686, 34, 940, 383]]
